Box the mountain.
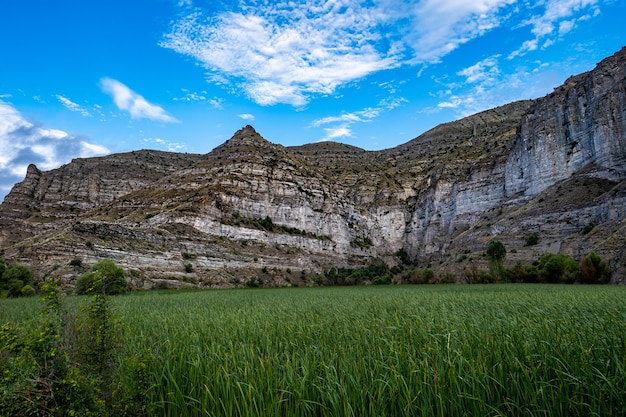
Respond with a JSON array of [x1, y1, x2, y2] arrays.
[[1, 47, 625, 288]]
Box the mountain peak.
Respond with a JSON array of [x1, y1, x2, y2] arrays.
[[206, 125, 282, 162]]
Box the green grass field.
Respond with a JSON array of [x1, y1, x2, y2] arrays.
[[2, 284, 625, 416]]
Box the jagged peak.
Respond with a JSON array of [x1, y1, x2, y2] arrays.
[[26, 163, 41, 176]]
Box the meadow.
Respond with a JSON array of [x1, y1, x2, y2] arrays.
[[1, 284, 625, 416]]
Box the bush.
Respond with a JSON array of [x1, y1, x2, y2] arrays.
[[76, 259, 127, 295], [405, 268, 434, 284], [2, 264, 32, 285], [486, 240, 506, 281], [580, 252, 611, 284], [582, 223, 595, 234], [538, 253, 579, 283], [0, 278, 152, 416], [0, 263, 33, 297], [525, 233, 539, 246], [505, 262, 539, 283], [20, 284, 36, 296]]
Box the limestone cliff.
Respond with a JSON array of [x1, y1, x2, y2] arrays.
[[1, 47, 625, 287]]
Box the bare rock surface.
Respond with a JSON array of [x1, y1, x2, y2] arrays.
[[1, 48, 625, 286]]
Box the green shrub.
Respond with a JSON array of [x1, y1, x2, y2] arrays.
[[538, 253, 579, 283], [2, 264, 32, 285], [582, 223, 595, 234], [525, 233, 539, 246], [20, 284, 36, 296], [580, 252, 611, 284], [486, 240, 506, 281], [76, 259, 127, 295], [0, 263, 33, 297], [405, 268, 434, 284]]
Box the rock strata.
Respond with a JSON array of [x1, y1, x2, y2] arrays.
[[1, 48, 625, 286]]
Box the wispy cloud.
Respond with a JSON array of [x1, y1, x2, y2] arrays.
[[0, 100, 109, 200], [161, 1, 527, 107], [238, 113, 255, 121], [143, 137, 186, 152], [99, 78, 179, 123], [312, 96, 406, 141], [161, 2, 404, 106], [56, 94, 92, 117], [407, 0, 516, 63], [162, 1, 609, 108], [508, 0, 601, 59]]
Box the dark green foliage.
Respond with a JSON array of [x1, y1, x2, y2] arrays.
[[486, 240, 506, 262], [486, 240, 506, 281], [325, 259, 390, 285], [580, 252, 611, 284], [525, 233, 539, 246], [505, 262, 539, 283], [350, 236, 373, 248], [0, 279, 104, 416], [184, 263, 193, 273], [582, 222, 595, 234], [0, 263, 34, 298], [404, 268, 435, 284], [538, 253, 579, 283], [76, 259, 127, 295], [221, 214, 332, 240], [70, 258, 83, 267], [396, 249, 414, 265], [0, 278, 154, 416]]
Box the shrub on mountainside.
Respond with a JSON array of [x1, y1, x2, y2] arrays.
[[0, 260, 35, 298], [76, 259, 127, 295]]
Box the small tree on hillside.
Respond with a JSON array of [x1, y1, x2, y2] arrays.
[[486, 240, 506, 281], [76, 259, 127, 295], [580, 252, 611, 284], [1, 263, 34, 297]]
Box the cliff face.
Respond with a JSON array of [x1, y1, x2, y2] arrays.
[[1, 47, 625, 287], [506, 49, 626, 196]]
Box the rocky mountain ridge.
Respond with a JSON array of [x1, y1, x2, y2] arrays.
[[1, 47, 625, 287]]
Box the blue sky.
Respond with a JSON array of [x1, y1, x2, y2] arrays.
[[1, 0, 624, 200]]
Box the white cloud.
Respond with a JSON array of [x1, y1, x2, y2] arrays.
[[56, 95, 92, 117], [312, 94, 406, 141], [162, 0, 526, 107], [509, 0, 600, 58], [99, 78, 179, 123], [238, 113, 255, 121], [143, 137, 186, 152], [161, 2, 404, 106], [0, 100, 110, 200], [407, 0, 516, 63], [173, 89, 207, 102], [457, 55, 500, 84], [321, 126, 352, 141], [162, 1, 608, 108]]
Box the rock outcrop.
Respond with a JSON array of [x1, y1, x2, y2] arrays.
[[1, 47, 625, 286]]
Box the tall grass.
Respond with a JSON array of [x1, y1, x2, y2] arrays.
[[2, 285, 625, 416]]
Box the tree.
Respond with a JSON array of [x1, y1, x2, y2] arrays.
[[76, 259, 127, 295], [538, 253, 579, 283], [486, 240, 506, 281], [1, 264, 33, 297], [580, 252, 611, 284]]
